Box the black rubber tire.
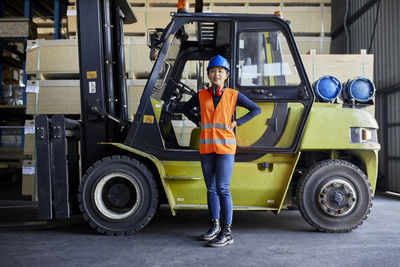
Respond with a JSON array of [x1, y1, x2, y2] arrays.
[[78, 156, 158, 235], [297, 159, 372, 233]]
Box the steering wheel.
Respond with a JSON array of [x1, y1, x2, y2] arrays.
[[170, 80, 196, 96]]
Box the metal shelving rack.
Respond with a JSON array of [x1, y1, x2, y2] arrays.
[[0, 0, 68, 202]]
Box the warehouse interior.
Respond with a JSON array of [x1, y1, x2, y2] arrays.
[[0, 0, 399, 229]]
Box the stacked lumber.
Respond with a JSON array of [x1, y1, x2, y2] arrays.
[[25, 50, 373, 113], [67, 0, 331, 35], [302, 50, 373, 84], [24, 79, 146, 118], [25, 80, 81, 115], [66, 0, 332, 53], [25, 38, 152, 79], [0, 18, 37, 39], [24, 39, 373, 119], [26, 37, 356, 83], [25, 38, 373, 84], [33, 17, 68, 40]]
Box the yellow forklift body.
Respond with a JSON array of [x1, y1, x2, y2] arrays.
[[299, 103, 380, 193], [106, 142, 300, 215]]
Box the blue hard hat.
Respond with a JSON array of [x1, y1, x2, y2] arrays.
[[207, 55, 230, 72]]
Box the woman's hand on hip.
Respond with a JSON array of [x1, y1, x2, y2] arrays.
[[228, 121, 237, 130]]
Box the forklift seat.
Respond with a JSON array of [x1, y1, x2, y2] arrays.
[[189, 127, 201, 149]]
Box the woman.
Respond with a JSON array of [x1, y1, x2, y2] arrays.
[[183, 55, 261, 247]]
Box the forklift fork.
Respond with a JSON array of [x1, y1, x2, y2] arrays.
[[35, 115, 81, 220]]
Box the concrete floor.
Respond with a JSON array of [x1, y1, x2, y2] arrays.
[[0, 193, 399, 267]]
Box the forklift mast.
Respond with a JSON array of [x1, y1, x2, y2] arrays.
[[32, 0, 136, 220], [76, 0, 136, 172]]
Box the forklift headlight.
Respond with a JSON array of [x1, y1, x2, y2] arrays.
[[350, 127, 377, 143]]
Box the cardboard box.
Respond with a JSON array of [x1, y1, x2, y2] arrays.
[[22, 160, 38, 201], [24, 120, 36, 157]]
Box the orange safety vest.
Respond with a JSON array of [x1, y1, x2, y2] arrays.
[[198, 88, 238, 154]]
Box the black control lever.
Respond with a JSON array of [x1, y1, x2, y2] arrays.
[[88, 99, 130, 129]]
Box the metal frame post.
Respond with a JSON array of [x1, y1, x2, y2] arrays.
[[23, 0, 33, 105], [76, 0, 109, 172], [0, 0, 4, 100], [54, 0, 61, 39]]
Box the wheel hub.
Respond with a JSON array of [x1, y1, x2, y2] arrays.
[[318, 178, 357, 217], [107, 183, 131, 208], [94, 172, 141, 220]]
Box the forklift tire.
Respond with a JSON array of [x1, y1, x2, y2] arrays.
[[78, 156, 158, 235], [297, 159, 372, 233]]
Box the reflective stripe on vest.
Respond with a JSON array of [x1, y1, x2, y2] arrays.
[[198, 88, 238, 154], [199, 138, 236, 145], [200, 122, 230, 131]]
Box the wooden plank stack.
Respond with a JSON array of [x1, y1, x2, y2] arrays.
[[0, 18, 37, 39], [23, 38, 373, 123], [32, 18, 68, 40], [67, 0, 332, 53], [25, 38, 153, 79]]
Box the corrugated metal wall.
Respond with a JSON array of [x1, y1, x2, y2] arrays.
[[331, 0, 400, 192], [377, 86, 400, 193], [331, 0, 400, 89]]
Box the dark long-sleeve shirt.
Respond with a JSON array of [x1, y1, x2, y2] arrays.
[[182, 90, 261, 126]]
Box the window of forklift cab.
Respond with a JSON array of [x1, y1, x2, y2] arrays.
[[237, 30, 301, 88], [151, 32, 182, 101], [151, 22, 197, 101]]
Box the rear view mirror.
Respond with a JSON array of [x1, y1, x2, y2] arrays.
[[147, 28, 164, 60]]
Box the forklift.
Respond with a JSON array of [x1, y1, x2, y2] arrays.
[[11, 0, 380, 235]]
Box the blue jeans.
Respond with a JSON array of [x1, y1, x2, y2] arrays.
[[200, 153, 235, 224]]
